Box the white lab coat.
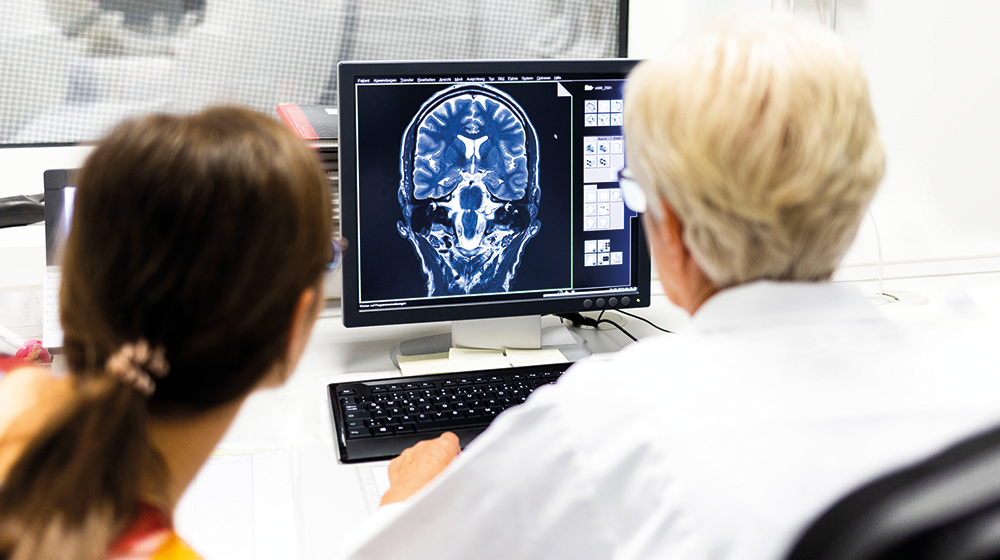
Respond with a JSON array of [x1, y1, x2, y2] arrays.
[[342, 281, 1000, 560]]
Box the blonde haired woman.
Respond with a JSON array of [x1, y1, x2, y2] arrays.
[[336, 15, 1000, 560]]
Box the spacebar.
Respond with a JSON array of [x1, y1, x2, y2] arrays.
[[417, 417, 491, 431]]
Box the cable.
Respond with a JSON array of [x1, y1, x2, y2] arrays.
[[554, 311, 638, 342], [594, 309, 638, 341], [596, 319, 638, 342], [617, 310, 674, 334], [867, 208, 899, 302]]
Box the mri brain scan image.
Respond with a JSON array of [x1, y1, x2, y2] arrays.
[[397, 84, 541, 296]]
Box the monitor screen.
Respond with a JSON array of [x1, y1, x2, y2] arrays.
[[339, 59, 649, 328]]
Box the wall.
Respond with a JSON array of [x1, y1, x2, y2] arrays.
[[0, 145, 91, 198], [629, 0, 1000, 282]]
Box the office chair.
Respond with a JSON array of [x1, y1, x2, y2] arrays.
[[785, 423, 1000, 560]]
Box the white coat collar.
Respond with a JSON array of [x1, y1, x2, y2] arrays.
[[689, 280, 884, 334]]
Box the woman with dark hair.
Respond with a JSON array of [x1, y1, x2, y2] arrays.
[[0, 106, 334, 560]]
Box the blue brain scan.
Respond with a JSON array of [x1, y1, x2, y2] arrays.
[[397, 84, 541, 296]]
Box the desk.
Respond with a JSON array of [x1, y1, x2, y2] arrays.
[[173, 305, 687, 560], [171, 273, 1000, 560]]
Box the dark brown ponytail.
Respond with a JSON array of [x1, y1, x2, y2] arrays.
[[0, 106, 331, 560], [0, 377, 162, 560]]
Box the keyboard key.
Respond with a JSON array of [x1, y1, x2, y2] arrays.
[[345, 411, 371, 421], [373, 426, 392, 437], [347, 428, 372, 439], [338, 388, 357, 396], [395, 424, 416, 434]]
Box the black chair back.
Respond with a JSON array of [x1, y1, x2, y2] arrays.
[[786, 423, 1000, 560]]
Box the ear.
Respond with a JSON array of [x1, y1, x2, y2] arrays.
[[645, 198, 718, 314], [286, 285, 321, 362], [645, 197, 688, 268]]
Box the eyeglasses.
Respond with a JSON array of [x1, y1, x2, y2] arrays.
[[328, 237, 346, 274], [617, 168, 647, 213]]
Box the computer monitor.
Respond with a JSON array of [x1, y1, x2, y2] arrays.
[[338, 59, 650, 352], [42, 168, 78, 348]]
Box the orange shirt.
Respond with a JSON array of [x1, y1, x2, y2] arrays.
[[109, 503, 203, 560]]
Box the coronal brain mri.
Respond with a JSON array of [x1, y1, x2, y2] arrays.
[[397, 84, 541, 296]]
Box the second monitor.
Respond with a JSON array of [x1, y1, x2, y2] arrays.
[[338, 59, 648, 350]]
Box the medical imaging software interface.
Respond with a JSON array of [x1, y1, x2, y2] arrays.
[[352, 70, 640, 313]]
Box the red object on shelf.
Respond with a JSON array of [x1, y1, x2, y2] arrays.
[[14, 340, 52, 365]]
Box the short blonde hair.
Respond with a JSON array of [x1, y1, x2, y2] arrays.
[[624, 15, 885, 288]]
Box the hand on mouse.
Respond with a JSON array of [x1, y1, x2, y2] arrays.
[[380, 432, 461, 506]]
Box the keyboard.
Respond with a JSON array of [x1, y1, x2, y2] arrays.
[[328, 363, 571, 463]]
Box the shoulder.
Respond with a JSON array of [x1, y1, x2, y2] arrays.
[[0, 366, 73, 432], [0, 366, 73, 480]]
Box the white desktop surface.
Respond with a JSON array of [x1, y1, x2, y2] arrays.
[[175, 309, 679, 560], [171, 274, 1000, 560]]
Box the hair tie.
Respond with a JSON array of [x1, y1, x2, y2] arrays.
[[106, 339, 170, 397]]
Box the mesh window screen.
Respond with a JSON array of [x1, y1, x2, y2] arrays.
[[1, 0, 622, 145]]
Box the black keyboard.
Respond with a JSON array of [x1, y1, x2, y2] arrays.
[[328, 363, 571, 462]]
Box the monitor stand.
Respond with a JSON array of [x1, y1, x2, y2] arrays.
[[390, 315, 590, 368]]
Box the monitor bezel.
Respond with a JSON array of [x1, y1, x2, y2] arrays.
[[338, 58, 650, 328], [43, 168, 76, 267]]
